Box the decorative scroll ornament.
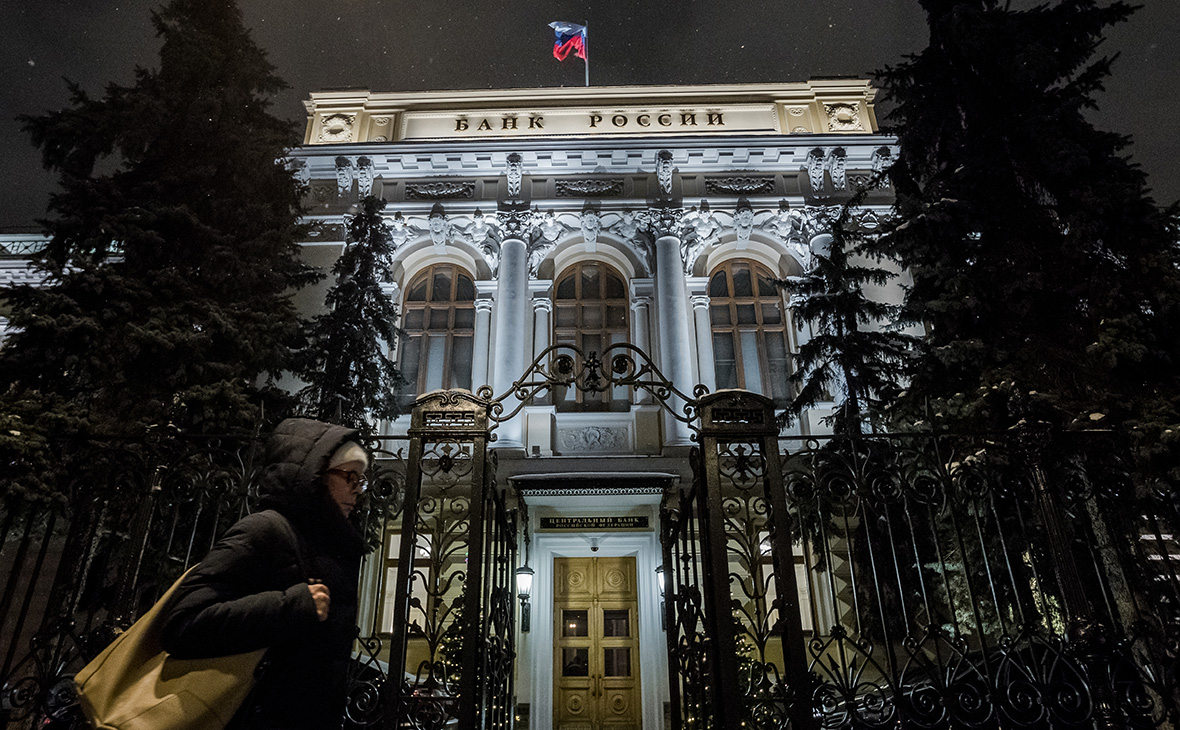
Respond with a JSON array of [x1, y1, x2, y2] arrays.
[[319, 113, 355, 143], [805, 149, 826, 194], [824, 102, 864, 131], [556, 178, 624, 197], [656, 149, 674, 194], [335, 156, 355, 195], [827, 148, 847, 191], [705, 177, 775, 196], [405, 181, 475, 200], [355, 157, 375, 198], [871, 146, 897, 188], [291, 159, 311, 186], [427, 204, 451, 251], [580, 209, 602, 249], [506, 152, 523, 198]]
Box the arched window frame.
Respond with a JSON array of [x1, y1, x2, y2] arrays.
[[708, 258, 793, 405], [552, 261, 631, 411], [399, 263, 476, 400]]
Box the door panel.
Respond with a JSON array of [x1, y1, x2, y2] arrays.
[[554, 557, 641, 730]]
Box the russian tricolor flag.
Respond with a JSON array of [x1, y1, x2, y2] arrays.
[[549, 21, 587, 61]]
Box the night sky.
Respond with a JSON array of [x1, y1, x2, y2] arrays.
[[3, 1, 1177, 229]]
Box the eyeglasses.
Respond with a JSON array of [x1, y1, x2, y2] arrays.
[[327, 468, 367, 490]]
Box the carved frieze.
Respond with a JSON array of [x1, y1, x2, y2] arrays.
[[705, 177, 775, 196], [555, 178, 624, 197], [405, 181, 475, 200], [557, 426, 629, 453]]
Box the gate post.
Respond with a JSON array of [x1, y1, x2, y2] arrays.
[[694, 390, 816, 730], [384, 390, 511, 729]]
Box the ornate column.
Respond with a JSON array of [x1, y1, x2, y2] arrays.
[[690, 294, 717, 393], [532, 296, 552, 362], [471, 297, 495, 392], [491, 206, 533, 449], [629, 287, 653, 405], [648, 204, 695, 447]]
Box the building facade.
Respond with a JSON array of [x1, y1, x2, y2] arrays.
[[288, 80, 897, 730]]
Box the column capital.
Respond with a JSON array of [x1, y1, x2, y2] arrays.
[[630, 295, 653, 311], [531, 297, 553, 313], [474, 298, 495, 313], [497, 202, 537, 240], [690, 294, 711, 310], [642, 199, 685, 240]]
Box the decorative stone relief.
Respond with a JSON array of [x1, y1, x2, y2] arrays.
[[733, 202, 755, 248], [580, 210, 602, 249], [656, 149, 674, 194], [705, 177, 775, 196], [319, 114, 355, 143], [356, 157, 375, 198], [556, 178, 624, 197], [506, 152, 523, 198], [405, 181, 475, 200], [427, 204, 451, 252], [681, 205, 718, 274], [805, 149, 826, 194], [558, 426, 629, 453], [335, 156, 354, 195], [824, 103, 864, 132], [538, 211, 565, 242], [373, 116, 390, 126], [388, 212, 413, 247]]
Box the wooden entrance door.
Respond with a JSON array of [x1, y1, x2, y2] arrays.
[[553, 556, 642, 730]]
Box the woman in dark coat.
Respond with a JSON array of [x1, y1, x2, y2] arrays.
[[161, 418, 370, 730]]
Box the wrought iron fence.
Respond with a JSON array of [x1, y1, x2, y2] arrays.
[[0, 433, 408, 730], [661, 388, 1180, 730]]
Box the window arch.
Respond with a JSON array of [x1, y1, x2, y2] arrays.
[[708, 259, 792, 404], [553, 261, 630, 410], [399, 263, 476, 399]]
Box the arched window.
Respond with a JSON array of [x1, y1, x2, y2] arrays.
[[709, 259, 792, 404], [553, 261, 630, 410], [399, 264, 476, 399]]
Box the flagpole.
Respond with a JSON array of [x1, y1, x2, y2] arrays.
[[583, 22, 589, 87]]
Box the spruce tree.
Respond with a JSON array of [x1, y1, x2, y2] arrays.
[[783, 199, 916, 435], [1, 0, 316, 438], [874, 0, 1180, 472], [298, 196, 403, 431]]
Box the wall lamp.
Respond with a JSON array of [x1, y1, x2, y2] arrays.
[[655, 564, 666, 631], [515, 564, 535, 633]]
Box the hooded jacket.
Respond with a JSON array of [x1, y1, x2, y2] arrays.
[[161, 418, 369, 730]]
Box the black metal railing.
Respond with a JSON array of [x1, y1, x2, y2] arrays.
[[660, 389, 1180, 729], [1, 433, 408, 730]]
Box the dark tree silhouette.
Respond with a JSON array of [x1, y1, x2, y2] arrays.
[[1, 0, 316, 443], [298, 196, 403, 431]]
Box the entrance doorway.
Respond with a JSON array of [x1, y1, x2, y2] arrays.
[[553, 557, 642, 730]]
